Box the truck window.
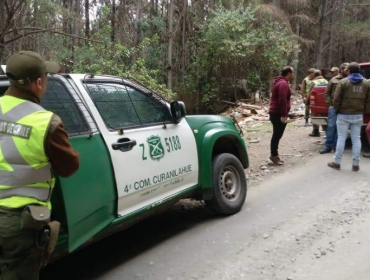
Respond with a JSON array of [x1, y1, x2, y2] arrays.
[[43, 78, 91, 136], [85, 82, 172, 130], [0, 77, 92, 136], [0, 86, 8, 96], [0, 79, 10, 96]]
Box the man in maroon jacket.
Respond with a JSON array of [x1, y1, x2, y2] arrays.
[[269, 66, 294, 165]]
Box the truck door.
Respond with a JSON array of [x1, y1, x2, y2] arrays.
[[43, 76, 116, 252], [71, 75, 199, 218]]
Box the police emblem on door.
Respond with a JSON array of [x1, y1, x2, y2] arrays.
[[147, 135, 165, 160]]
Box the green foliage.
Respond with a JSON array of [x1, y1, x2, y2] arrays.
[[184, 5, 297, 111], [22, 2, 296, 111], [67, 10, 175, 100], [71, 38, 175, 99]]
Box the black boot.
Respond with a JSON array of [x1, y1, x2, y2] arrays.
[[309, 128, 320, 137]]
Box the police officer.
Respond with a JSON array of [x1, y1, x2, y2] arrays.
[[308, 69, 328, 137], [330, 67, 339, 78], [0, 51, 79, 280], [328, 62, 370, 171], [301, 68, 315, 126], [320, 63, 349, 154]]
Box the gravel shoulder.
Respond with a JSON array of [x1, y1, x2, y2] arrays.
[[243, 119, 324, 186]]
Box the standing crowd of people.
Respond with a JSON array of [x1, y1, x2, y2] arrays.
[[269, 63, 370, 170]]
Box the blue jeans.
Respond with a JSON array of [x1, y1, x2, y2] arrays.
[[324, 107, 337, 150], [334, 114, 363, 166]]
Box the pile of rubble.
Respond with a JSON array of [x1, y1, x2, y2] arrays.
[[221, 95, 306, 127]]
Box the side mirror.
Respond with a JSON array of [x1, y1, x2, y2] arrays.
[[170, 101, 186, 123]]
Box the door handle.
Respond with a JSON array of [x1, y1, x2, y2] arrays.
[[112, 138, 137, 152]]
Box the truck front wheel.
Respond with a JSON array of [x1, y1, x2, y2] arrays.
[[206, 153, 247, 215]]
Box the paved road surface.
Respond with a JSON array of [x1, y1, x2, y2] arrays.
[[42, 151, 370, 280]]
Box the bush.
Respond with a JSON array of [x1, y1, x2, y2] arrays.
[[184, 5, 297, 112]]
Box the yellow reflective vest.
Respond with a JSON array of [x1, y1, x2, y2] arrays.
[[0, 95, 54, 208], [312, 78, 328, 87], [304, 76, 312, 97]]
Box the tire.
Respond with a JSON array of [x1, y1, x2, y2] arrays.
[[205, 153, 247, 215]]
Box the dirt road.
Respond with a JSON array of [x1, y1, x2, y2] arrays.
[[42, 128, 370, 280]]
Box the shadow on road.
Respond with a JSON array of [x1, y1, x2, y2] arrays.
[[41, 201, 218, 280]]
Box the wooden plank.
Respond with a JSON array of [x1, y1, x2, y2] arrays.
[[222, 100, 236, 106], [239, 102, 263, 110]]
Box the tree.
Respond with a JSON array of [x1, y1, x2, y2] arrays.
[[167, 0, 174, 90], [0, 0, 5, 63], [132, 0, 142, 64], [315, 0, 328, 68], [85, 0, 90, 44], [111, 0, 116, 42]]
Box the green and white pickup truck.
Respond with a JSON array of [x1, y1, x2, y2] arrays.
[[0, 73, 249, 261]]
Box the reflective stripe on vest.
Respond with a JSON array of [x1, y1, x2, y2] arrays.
[[304, 77, 311, 96], [0, 99, 52, 201], [313, 78, 328, 86]]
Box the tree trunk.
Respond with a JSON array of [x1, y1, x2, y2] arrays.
[[327, 4, 334, 67], [167, 0, 174, 90], [315, 0, 328, 69], [63, 0, 68, 42], [118, 0, 126, 44], [150, 0, 154, 18], [209, 0, 214, 10], [71, 0, 81, 70], [85, 0, 90, 46], [181, 0, 187, 72], [132, 0, 142, 64], [0, 0, 4, 64], [292, 20, 300, 91], [272, 0, 280, 8], [33, 0, 38, 51], [111, 0, 116, 42], [62, 0, 69, 71]]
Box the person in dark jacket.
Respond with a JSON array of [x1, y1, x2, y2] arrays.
[[269, 66, 294, 165], [320, 63, 349, 154], [328, 62, 370, 171]]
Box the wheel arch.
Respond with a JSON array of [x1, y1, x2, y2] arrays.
[[200, 128, 248, 200]]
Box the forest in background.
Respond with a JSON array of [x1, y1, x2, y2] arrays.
[[1, 0, 370, 113]]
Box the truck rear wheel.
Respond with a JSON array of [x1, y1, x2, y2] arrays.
[[206, 153, 247, 215]]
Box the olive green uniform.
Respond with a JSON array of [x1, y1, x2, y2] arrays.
[[0, 208, 39, 280], [0, 51, 78, 280], [302, 76, 312, 120]]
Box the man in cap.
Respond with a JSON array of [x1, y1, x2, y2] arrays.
[[330, 67, 339, 78], [320, 63, 349, 154], [0, 51, 79, 279], [308, 69, 328, 137], [301, 68, 315, 126], [328, 62, 370, 171]]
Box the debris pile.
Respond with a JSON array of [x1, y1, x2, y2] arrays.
[[221, 94, 306, 127]]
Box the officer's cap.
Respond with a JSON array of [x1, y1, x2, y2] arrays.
[[340, 63, 349, 70], [308, 68, 315, 74], [6, 51, 60, 85], [330, 67, 339, 72]]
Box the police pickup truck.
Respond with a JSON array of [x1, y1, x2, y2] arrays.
[[0, 72, 249, 261]]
